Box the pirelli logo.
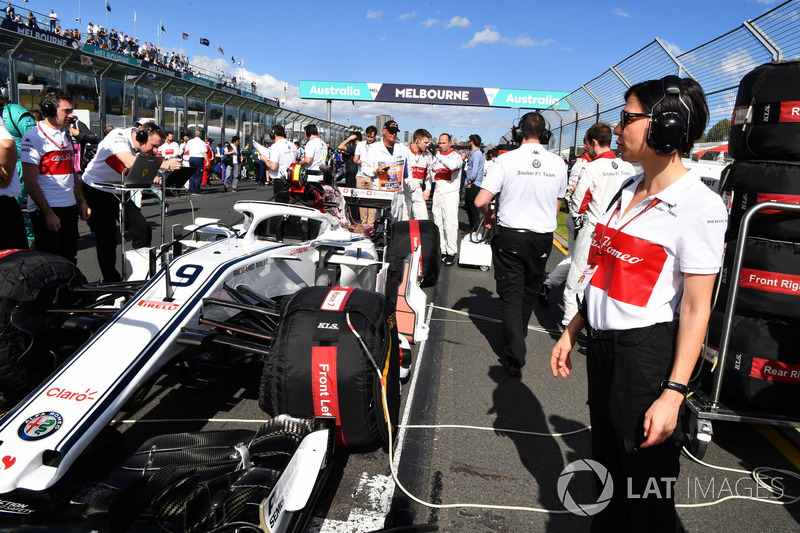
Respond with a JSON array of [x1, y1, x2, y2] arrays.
[[137, 299, 180, 311]]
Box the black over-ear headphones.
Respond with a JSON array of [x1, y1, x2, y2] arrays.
[[135, 122, 161, 143], [647, 75, 690, 155], [41, 98, 57, 118], [512, 113, 552, 145]]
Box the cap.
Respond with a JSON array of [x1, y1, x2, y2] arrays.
[[383, 120, 399, 133]]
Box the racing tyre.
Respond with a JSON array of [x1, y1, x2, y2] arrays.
[[0, 250, 85, 407]]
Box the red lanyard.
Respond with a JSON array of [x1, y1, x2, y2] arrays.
[[588, 196, 661, 266], [37, 122, 70, 150]]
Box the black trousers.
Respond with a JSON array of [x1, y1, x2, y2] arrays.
[[464, 184, 481, 229], [491, 227, 552, 367], [30, 204, 79, 263], [0, 195, 29, 250], [83, 183, 151, 282], [586, 321, 682, 533]]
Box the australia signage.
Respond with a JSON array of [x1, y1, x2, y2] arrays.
[[299, 80, 570, 110]]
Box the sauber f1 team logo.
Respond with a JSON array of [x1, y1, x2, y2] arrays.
[[18, 412, 64, 441]]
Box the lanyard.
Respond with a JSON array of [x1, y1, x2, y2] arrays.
[[37, 122, 70, 150], [588, 196, 660, 266]]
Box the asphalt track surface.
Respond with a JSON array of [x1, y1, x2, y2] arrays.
[[59, 175, 800, 532]]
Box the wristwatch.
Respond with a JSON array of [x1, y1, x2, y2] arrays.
[[660, 380, 689, 396]]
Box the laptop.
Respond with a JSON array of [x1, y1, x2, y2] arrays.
[[119, 155, 164, 188]]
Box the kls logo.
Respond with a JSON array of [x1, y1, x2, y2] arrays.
[[317, 322, 339, 330]]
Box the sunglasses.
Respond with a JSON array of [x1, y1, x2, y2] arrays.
[[619, 109, 652, 129]]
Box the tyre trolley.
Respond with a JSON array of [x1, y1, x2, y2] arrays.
[[685, 201, 800, 459]]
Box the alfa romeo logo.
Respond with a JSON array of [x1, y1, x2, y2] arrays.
[[18, 412, 64, 441], [557, 459, 614, 516], [612, 162, 618, 169], [532, 159, 541, 169]]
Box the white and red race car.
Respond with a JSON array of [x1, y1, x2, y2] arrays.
[[0, 185, 431, 531]]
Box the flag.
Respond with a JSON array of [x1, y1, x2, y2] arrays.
[[133, 11, 136, 23], [160, 22, 166, 35], [217, 45, 224, 55], [105, 0, 111, 12], [200, 37, 209, 46], [230, 54, 235, 64], [181, 32, 189, 40]]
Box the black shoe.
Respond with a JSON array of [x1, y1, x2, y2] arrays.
[[506, 364, 522, 377], [444, 254, 456, 266], [441, 253, 448, 262], [538, 284, 551, 307]]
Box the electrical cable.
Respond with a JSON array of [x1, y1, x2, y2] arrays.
[[373, 304, 800, 514]]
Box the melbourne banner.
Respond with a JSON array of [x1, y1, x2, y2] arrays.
[[299, 81, 570, 110]]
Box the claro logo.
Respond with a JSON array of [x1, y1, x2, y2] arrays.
[[46, 387, 97, 402]]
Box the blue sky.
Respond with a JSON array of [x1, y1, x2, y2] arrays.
[[28, 0, 785, 144]]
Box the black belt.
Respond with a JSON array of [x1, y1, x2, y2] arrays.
[[306, 169, 322, 175], [499, 226, 548, 234], [586, 321, 672, 341]]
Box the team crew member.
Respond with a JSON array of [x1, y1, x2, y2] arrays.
[[184, 131, 207, 194], [261, 124, 297, 185], [21, 89, 90, 262], [539, 149, 594, 306], [431, 133, 465, 266], [0, 116, 27, 250], [222, 136, 241, 192], [353, 125, 377, 224], [551, 76, 727, 532], [464, 134, 485, 229], [157, 131, 180, 159], [301, 124, 326, 183], [262, 125, 297, 202], [403, 128, 433, 221], [361, 120, 408, 223], [476, 112, 566, 377], [561, 123, 636, 327], [82, 123, 181, 282]]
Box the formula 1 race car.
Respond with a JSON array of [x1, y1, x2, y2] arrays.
[[0, 184, 435, 531]]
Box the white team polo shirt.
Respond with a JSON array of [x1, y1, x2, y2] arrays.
[[355, 140, 374, 179], [158, 141, 180, 158], [585, 170, 727, 331], [303, 136, 327, 179], [185, 137, 207, 158], [0, 118, 20, 198], [21, 122, 76, 210], [267, 138, 297, 180], [570, 152, 637, 227], [82, 127, 137, 187], [405, 146, 433, 187], [482, 143, 567, 233]]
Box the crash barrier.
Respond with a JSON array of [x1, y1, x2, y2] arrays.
[[540, 0, 800, 159]]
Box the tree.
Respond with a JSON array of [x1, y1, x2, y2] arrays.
[[704, 118, 731, 143]]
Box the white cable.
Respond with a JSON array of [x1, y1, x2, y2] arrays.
[[385, 307, 800, 513], [399, 423, 590, 438], [427, 304, 557, 335]]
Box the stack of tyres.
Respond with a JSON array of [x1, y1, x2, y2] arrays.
[[710, 60, 800, 411]]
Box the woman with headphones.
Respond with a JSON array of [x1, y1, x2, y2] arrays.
[[550, 76, 727, 532]]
